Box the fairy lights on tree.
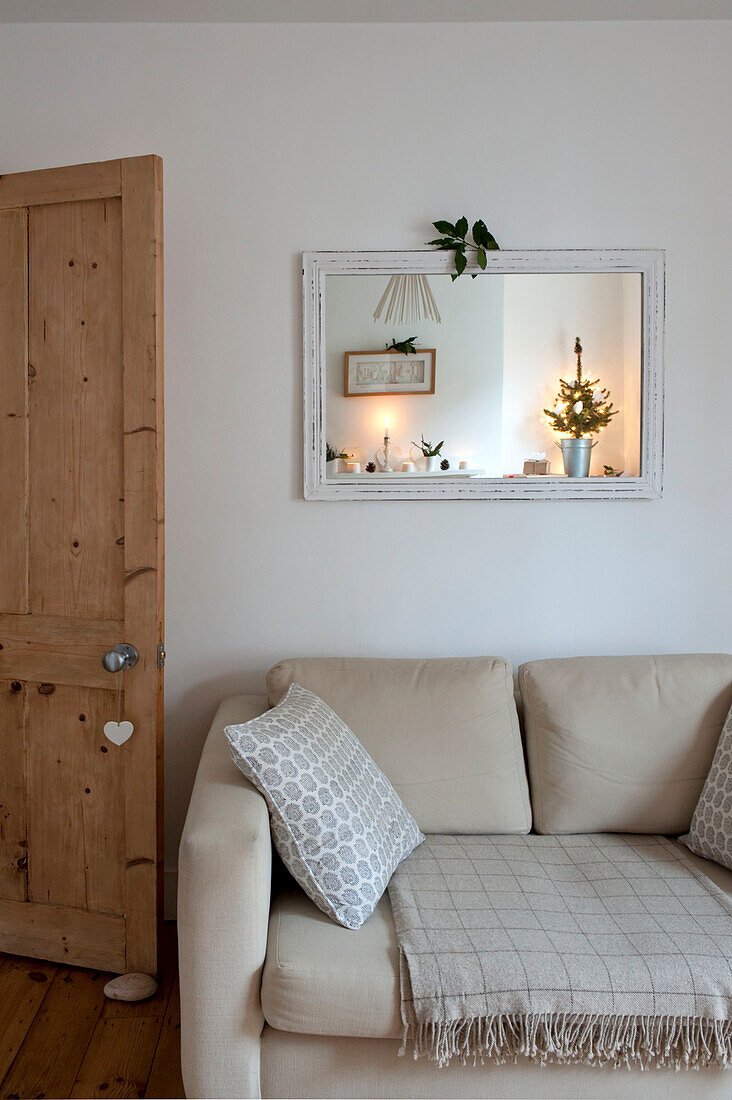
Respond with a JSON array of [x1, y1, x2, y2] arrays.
[[544, 338, 617, 438]]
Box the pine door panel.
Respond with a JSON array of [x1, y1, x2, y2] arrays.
[[0, 159, 122, 211], [27, 684, 125, 915], [28, 198, 125, 621], [0, 209, 28, 616], [0, 898, 126, 971], [0, 613, 124, 689], [119, 155, 165, 970], [0, 157, 163, 975], [0, 679, 27, 902]]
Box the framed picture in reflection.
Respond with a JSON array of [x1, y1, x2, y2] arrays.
[[344, 349, 436, 397]]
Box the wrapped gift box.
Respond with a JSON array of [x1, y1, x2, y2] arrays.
[[523, 459, 551, 475]]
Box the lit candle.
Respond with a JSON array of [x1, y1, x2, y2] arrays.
[[382, 414, 393, 472]]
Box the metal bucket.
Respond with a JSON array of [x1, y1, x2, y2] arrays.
[[557, 437, 596, 478]]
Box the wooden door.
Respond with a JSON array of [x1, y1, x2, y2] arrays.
[[0, 158, 164, 975]]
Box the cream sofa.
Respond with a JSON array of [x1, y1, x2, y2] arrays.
[[178, 654, 732, 1099]]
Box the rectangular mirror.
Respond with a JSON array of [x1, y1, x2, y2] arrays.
[[304, 250, 664, 500]]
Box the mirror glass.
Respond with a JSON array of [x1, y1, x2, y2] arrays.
[[324, 271, 642, 480]]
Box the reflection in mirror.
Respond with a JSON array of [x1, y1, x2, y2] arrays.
[[325, 272, 642, 480]]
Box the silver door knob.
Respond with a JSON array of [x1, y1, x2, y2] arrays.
[[102, 644, 139, 673]]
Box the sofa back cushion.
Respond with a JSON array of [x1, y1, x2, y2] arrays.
[[519, 653, 732, 835], [267, 657, 531, 834]]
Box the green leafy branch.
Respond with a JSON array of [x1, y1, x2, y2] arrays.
[[386, 337, 418, 355], [427, 217, 500, 280], [411, 434, 444, 457]]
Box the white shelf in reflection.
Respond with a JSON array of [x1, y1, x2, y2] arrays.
[[329, 468, 486, 479]]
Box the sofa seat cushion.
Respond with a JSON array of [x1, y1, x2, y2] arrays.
[[267, 657, 531, 834], [678, 840, 732, 897], [260, 843, 732, 1042], [519, 654, 732, 835], [261, 888, 402, 1039]]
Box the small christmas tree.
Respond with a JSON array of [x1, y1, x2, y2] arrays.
[[543, 338, 617, 438]]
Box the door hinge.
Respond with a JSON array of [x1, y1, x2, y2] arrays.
[[157, 643, 166, 669]]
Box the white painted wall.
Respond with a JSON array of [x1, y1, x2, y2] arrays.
[[1, 22, 730, 896], [325, 273, 504, 473]]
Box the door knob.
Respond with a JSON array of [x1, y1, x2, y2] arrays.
[[102, 644, 139, 673]]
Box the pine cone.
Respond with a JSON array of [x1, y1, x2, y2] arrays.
[[365, 461, 376, 473], [440, 458, 450, 470]]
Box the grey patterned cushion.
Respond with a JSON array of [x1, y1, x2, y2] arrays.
[[225, 682, 424, 929], [681, 703, 732, 870]]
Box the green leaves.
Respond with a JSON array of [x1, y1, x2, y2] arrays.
[[412, 435, 444, 457], [472, 219, 499, 251], [426, 238, 460, 250], [428, 216, 500, 279], [386, 337, 418, 355], [326, 442, 351, 462]]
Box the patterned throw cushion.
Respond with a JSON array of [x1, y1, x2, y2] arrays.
[[681, 703, 732, 870], [225, 682, 424, 929]]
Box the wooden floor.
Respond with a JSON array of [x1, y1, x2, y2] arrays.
[[0, 923, 183, 1099]]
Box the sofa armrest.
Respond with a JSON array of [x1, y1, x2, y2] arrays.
[[178, 693, 271, 1100]]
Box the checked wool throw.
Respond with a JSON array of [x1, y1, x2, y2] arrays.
[[387, 833, 732, 1070]]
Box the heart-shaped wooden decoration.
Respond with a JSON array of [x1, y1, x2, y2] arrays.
[[104, 720, 134, 746]]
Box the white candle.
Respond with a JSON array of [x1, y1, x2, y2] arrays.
[[402, 461, 416, 473], [384, 414, 390, 440], [346, 461, 362, 474], [458, 460, 469, 470]]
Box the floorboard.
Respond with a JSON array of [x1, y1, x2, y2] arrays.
[[0, 924, 183, 1099], [70, 1017, 164, 1099], [0, 956, 57, 1084], [1, 966, 107, 1099], [145, 977, 183, 1100]]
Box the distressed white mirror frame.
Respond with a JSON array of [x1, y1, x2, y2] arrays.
[[303, 249, 665, 501]]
